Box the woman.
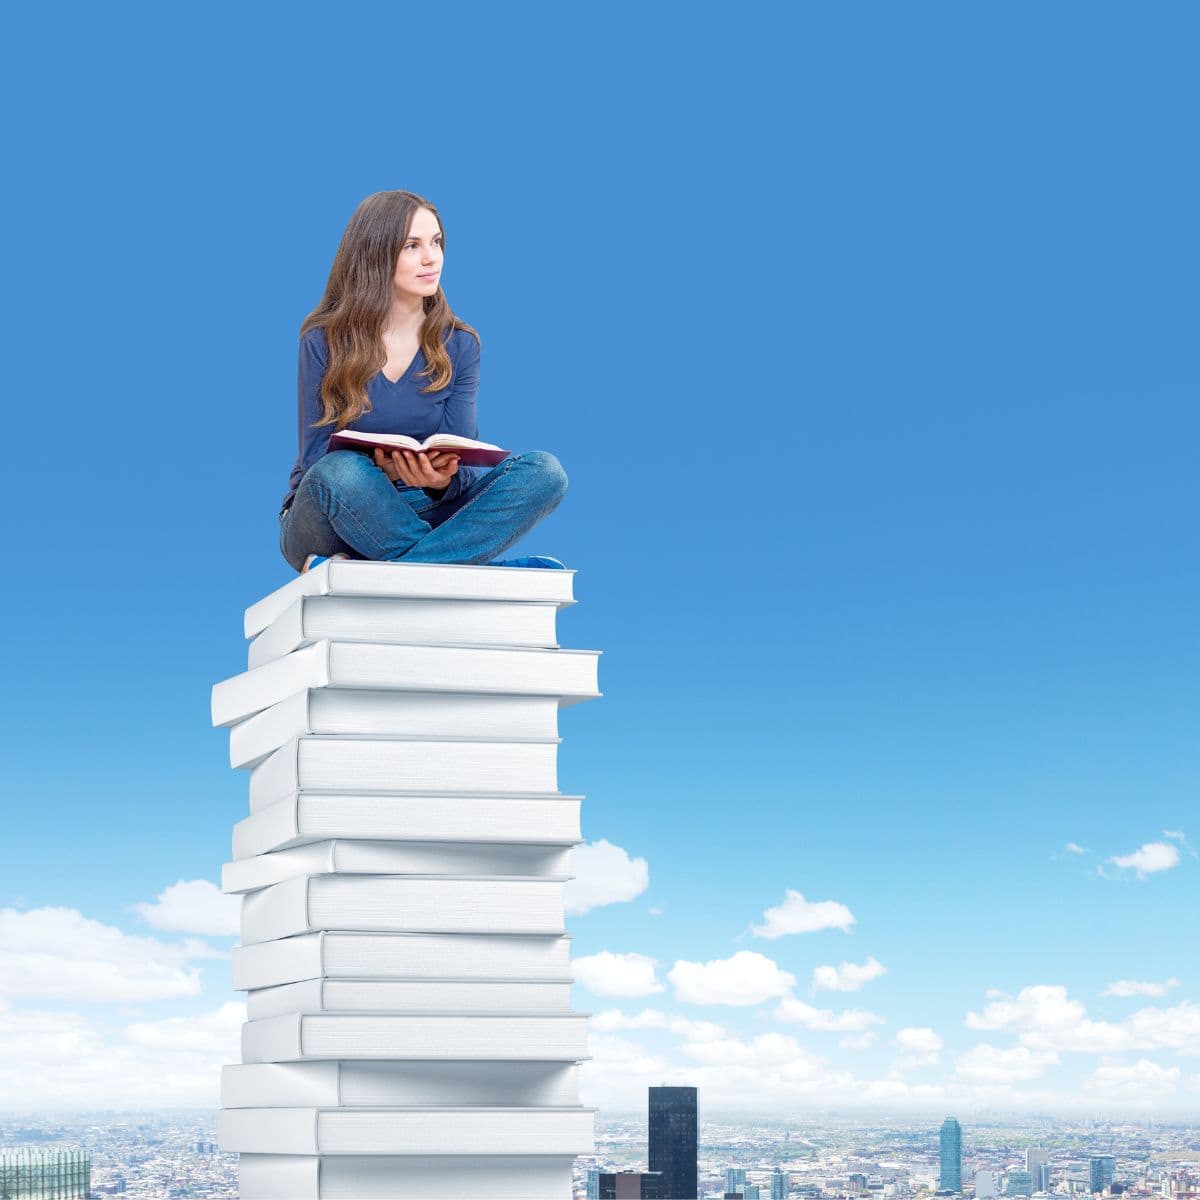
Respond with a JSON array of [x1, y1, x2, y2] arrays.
[[279, 190, 568, 573]]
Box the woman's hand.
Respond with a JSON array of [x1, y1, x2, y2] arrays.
[[374, 447, 460, 490]]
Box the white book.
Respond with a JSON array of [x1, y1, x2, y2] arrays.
[[232, 792, 582, 860], [248, 737, 560, 811], [222, 1061, 581, 1108], [222, 840, 575, 895], [213, 641, 601, 727], [236, 1153, 575, 1200], [245, 977, 574, 1020], [241, 875, 567, 944], [229, 689, 562, 769], [240, 1012, 590, 1062], [248, 596, 560, 668], [232, 932, 573, 992], [244, 560, 577, 639], [219, 1106, 595, 1156]]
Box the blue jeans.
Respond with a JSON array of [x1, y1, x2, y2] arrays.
[[279, 449, 568, 572]]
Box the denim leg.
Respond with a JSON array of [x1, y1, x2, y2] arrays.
[[397, 450, 569, 565], [279, 450, 435, 571]]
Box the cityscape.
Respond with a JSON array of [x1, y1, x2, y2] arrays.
[[2, 1098, 1199, 1199]]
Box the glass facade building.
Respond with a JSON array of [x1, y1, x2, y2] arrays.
[[598, 1172, 663, 1198], [649, 1086, 698, 1199], [939, 1118, 963, 1193], [1090, 1156, 1117, 1193], [0, 1150, 91, 1199], [1006, 1170, 1033, 1197]]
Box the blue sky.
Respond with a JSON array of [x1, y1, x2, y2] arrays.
[[1, 1, 1197, 1114]]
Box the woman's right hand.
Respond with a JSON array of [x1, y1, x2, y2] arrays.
[[374, 447, 460, 489]]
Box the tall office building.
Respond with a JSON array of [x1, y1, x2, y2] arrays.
[[976, 1170, 1001, 1199], [728, 1168, 749, 1189], [598, 1172, 664, 1198], [771, 1170, 789, 1199], [649, 1086, 698, 1199], [939, 1118, 963, 1194], [1027, 1150, 1050, 1192], [1006, 1170, 1033, 1197], [0, 1150, 91, 1199], [1091, 1157, 1117, 1194]]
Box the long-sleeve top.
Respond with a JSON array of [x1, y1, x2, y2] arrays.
[[282, 323, 483, 510]]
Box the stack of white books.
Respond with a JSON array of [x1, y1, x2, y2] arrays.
[[210, 560, 601, 1200]]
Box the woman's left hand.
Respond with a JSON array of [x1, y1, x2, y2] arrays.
[[375, 448, 460, 490]]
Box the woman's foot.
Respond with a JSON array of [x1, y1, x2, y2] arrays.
[[489, 555, 566, 569], [301, 552, 350, 574]]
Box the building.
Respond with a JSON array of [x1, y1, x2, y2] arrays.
[[940, 1119, 963, 1194], [649, 1086, 698, 1199], [1091, 1157, 1117, 1194], [728, 1169, 749, 1190], [0, 1150, 91, 1199], [1027, 1150, 1050, 1193], [597, 1172, 664, 1198], [772, 1169, 789, 1199], [976, 1171, 1002, 1199], [1007, 1170, 1034, 1197]]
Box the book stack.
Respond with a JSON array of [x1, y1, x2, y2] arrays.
[[210, 561, 601, 1200]]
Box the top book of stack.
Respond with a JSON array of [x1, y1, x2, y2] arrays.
[[243, 560, 577, 639]]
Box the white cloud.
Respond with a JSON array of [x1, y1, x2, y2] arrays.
[[750, 889, 855, 939], [1126, 1002, 1200, 1054], [1104, 978, 1181, 998], [1085, 1058, 1181, 1101], [1162, 830, 1187, 842], [130, 879, 240, 936], [812, 956, 887, 993], [774, 995, 885, 1032], [591, 1008, 725, 1042], [894, 1027, 944, 1068], [954, 1044, 1059, 1083], [566, 840, 649, 915], [572, 951, 663, 997], [0, 907, 220, 1003], [1064, 842, 1088, 855], [967, 985, 1130, 1054], [1109, 842, 1181, 879], [0, 998, 243, 1108], [965, 985, 1200, 1056], [840, 1032, 878, 1050], [668, 952, 796, 1006]]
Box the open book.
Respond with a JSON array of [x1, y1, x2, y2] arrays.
[[328, 429, 508, 467]]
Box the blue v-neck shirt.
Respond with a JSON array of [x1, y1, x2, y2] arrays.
[[283, 324, 483, 510]]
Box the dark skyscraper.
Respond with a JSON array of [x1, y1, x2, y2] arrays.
[[939, 1117, 963, 1193], [648, 1086, 698, 1199]]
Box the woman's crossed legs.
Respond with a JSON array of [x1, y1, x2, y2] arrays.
[[279, 449, 568, 573]]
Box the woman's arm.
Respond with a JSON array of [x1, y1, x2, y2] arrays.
[[296, 328, 332, 476]]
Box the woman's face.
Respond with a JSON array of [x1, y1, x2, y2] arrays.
[[393, 207, 444, 303]]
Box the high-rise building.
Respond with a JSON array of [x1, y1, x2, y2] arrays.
[[0, 1150, 91, 1199], [1091, 1157, 1117, 1194], [771, 1169, 789, 1199], [598, 1172, 664, 1198], [1006, 1170, 1033, 1197], [728, 1168, 749, 1189], [939, 1119, 963, 1194], [589, 1168, 602, 1200], [976, 1170, 1001, 1199], [1027, 1150, 1050, 1193], [649, 1086, 698, 1199]]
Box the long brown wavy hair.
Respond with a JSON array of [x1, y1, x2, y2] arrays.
[[300, 191, 481, 429]]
